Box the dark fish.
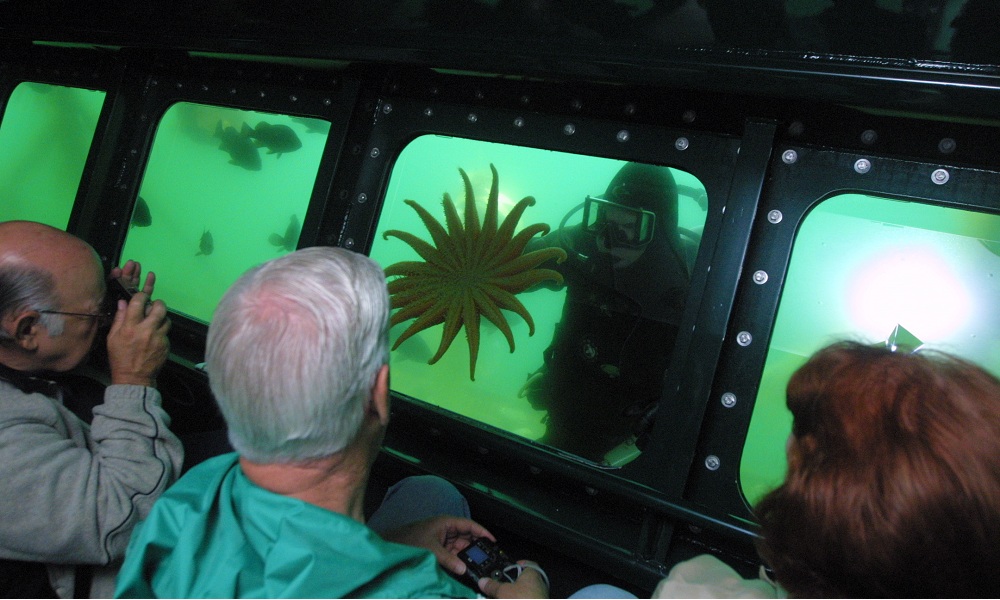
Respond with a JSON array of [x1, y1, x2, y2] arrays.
[[268, 214, 301, 252], [196, 229, 214, 256], [291, 116, 331, 135], [215, 121, 262, 171], [245, 121, 302, 157], [130, 196, 152, 228]]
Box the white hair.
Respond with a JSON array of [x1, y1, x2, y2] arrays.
[[0, 256, 65, 339], [205, 247, 391, 463]]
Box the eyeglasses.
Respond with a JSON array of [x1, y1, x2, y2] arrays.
[[38, 310, 114, 328]]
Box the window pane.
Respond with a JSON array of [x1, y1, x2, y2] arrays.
[[120, 102, 329, 324], [741, 194, 1000, 504], [370, 135, 707, 466], [0, 82, 106, 228]]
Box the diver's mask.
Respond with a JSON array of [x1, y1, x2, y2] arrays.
[[583, 196, 656, 248]]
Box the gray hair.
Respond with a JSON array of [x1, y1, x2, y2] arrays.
[[205, 247, 391, 463], [0, 258, 65, 339]]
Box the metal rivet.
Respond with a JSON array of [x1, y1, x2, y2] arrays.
[[752, 270, 769, 284], [229, 88, 237, 95], [520, 95, 531, 105], [200, 84, 209, 92], [369, 148, 380, 158], [423, 107, 433, 117], [513, 117, 525, 128], [382, 103, 392, 114], [736, 331, 753, 346], [344, 238, 354, 248], [430, 87, 439, 95], [781, 149, 797, 164], [860, 129, 878, 145], [675, 137, 689, 151], [571, 99, 582, 110], [705, 455, 721, 471], [258, 91, 266, 98], [939, 138, 956, 154], [323, 98, 332, 106], [563, 123, 576, 135], [616, 130, 630, 142], [624, 103, 636, 116], [854, 158, 872, 174], [475, 90, 484, 100], [721, 393, 737, 408], [357, 193, 368, 203], [467, 113, 478, 123], [931, 168, 950, 185], [289, 95, 298, 102], [682, 109, 696, 123], [767, 210, 783, 224]]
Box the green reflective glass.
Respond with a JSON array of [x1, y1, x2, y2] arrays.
[[0, 82, 106, 228], [119, 102, 330, 324], [741, 194, 1000, 506], [369, 135, 708, 466]]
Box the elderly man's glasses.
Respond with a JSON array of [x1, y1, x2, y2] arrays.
[[38, 310, 114, 328]]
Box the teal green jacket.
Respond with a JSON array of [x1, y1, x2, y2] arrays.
[[114, 453, 477, 598]]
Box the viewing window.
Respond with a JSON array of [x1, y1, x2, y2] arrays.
[[369, 135, 708, 467], [741, 193, 1000, 504], [119, 102, 330, 324], [0, 82, 106, 228]]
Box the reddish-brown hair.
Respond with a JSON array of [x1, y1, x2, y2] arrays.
[[755, 341, 1000, 597]]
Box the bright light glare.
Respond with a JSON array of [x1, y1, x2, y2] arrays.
[[848, 245, 973, 342]]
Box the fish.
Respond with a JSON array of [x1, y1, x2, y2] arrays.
[[215, 121, 262, 171], [196, 229, 214, 256], [268, 214, 300, 252], [130, 196, 152, 228], [244, 121, 302, 157]]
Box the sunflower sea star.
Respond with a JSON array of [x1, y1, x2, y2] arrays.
[[382, 163, 567, 380]]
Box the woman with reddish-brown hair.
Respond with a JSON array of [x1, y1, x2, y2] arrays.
[[655, 341, 1000, 598]]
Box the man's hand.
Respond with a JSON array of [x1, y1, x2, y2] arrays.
[[477, 561, 549, 599], [106, 291, 170, 388], [381, 516, 495, 576], [110, 259, 155, 297]]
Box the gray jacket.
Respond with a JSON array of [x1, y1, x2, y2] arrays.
[[0, 375, 183, 598]]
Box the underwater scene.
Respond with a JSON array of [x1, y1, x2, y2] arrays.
[[370, 135, 709, 466], [120, 102, 330, 323], [741, 195, 1000, 505], [0, 82, 106, 228]]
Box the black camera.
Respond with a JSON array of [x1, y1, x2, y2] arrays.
[[457, 538, 516, 583]]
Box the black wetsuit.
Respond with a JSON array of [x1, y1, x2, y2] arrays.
[[525, 225, 691, 462]]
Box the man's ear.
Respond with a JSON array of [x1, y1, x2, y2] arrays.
[[5, 311, 40, 351], [369, 364, 391, 427]]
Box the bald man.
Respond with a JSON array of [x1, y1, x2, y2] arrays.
[[0, 221, 183, 598]]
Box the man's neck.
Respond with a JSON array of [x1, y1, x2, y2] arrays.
[[240, 452, 371, 522]]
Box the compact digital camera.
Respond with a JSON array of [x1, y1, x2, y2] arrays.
[[457, 538, 517, 583]]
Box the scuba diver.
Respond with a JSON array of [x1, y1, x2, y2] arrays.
[[521, 162, 696, 464]]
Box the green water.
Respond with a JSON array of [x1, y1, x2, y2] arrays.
[[369, 135, 709, 452], [0, 82, 106, 228], [120, 102, 330, 324], [741, 194, 1000, 505]]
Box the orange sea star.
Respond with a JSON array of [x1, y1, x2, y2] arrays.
[[382, 163, 567, 380]]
